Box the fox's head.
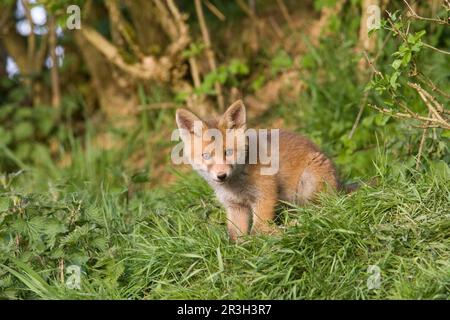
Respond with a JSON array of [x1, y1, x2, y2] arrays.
[[176, 100, 247, 183]]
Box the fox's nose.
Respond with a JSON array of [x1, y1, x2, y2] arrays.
[[217, 173, 227, 181]]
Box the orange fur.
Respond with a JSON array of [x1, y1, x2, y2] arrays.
[[176, 100, 338, 242]]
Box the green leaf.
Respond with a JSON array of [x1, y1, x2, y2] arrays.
[[392, 59, 402, 70], [402, 51, 412, 65], [0, 197, 10, 212], [131, 171, 149, 184], [390, 71, 400, 89]]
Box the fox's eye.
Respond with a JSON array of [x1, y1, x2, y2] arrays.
[[202, 152, 211, 160], [225, 149, 233, 157]]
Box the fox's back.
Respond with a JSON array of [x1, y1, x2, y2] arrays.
[[248, 129, 338, 204]]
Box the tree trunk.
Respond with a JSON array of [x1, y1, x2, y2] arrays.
[[73, 31, 138, 127]]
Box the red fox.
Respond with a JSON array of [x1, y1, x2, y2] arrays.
[[175, 100, 338, 242]]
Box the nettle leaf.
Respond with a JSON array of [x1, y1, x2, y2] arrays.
[[60, 224, 94, 246], [0, 198, 10, 212], [27, 216, 49, 239], [67, 252, 90, 266], [49, 247, 65, 259], [11, 218, 28, 234], [43, 218, 67, 236], [91, 236, 108, 251], [84, 207, 106, 227]]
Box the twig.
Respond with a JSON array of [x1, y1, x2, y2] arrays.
[[408, 82, 448, 124], [189, 56, 201, 88], [370, 104, 450, 129], [49, 15, 61, 109], [418, 73, 450, 101], [195, 0, 225, 110], [80, 26, 171, 81], [276, 0, 295, 31], [0, 5, 10, 30], [235, 0, 258, 21], [403, 0, 450, 25], [412, 124, 445, 129], [349, 45, 390, 139], [36, 33, 48, 70], [416, 112, 430, 170], [22, 0, 35, 94], [268, 16, 284, 39], [362, 50, 383, 78], [153, 0, 178, 39], [151, 0, 190, 60], [59, 259, 65, 284], [423, 42, 450, 55], [105, 0, 144, 60], [165, 0, 191, 58], [203, 0, 226, 21], [22, 0, 35, 70], [349, 91, 369, 138]]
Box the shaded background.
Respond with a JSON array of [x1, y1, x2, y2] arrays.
[[0, 0, 447, 187]]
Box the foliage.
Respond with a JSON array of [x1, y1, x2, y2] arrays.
[[1, 156, 449, 299]]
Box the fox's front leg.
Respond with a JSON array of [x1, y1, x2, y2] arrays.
[[251, 195, 279, 235], [225, 205, 251, 242]]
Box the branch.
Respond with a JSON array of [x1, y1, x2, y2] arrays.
[[203, 0, 226, 21], [423, 42, 450, 55], [195, 0, 225, 110], [408, 82, 448, 123], [22, 0, 36, 75], [165, 0, 191, 59], [276, 0, 295, 30], [105, 0, 144, 59], [80, 26, 172, 81], [416, 111, 430, 170], [403, 0, 450, 25], [370, 104, 450, 130], [49, 15, 61, 109], [417, 73, 450, 101]]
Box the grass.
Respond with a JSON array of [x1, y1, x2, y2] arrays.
[[0, 139, 449, 299]]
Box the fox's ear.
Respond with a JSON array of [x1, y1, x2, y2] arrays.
[[220, 100, 246, 129], [176, 108, 203, 134]]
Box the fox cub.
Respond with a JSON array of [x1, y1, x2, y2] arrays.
[[176, 100, 338, 242]]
